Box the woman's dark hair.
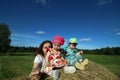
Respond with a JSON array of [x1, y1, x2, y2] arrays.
[[36, 40, 52, 57]]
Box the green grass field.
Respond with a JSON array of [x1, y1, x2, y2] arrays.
[[0, 55, 120, 79], [0, 56, 34, 79]]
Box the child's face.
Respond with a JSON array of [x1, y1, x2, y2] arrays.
[[69, 43, 77, 49], [53, 43, 61, 50]]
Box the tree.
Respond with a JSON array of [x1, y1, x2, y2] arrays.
[[0, 23, 11, 53]]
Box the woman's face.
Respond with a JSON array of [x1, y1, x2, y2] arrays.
[[43, 42, 52, 56]]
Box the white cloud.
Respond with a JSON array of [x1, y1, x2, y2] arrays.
[[77, 44, 100, 50], [36, 0, 47, 5], [10, 32, 43, 47], [10, 33, 42, 47], [11, 39, 40, 47], [116, 32, 120, 36], [40, 0, 46, 5], [36, 0, 40, 4], [80, 38, 91, 42], [36, 31, 45, 34], [11, 33, 37, 39], [113, 28, 120, 31], [98, 0, 113, 5]]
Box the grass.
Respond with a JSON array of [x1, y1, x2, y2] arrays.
[[0, 54, 120, 79], [84, 54, 120, 77], [0, 55, 34, 79]]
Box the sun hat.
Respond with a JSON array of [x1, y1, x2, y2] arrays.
[[52, 35, 64, 45], [69, 38, 77, 43]]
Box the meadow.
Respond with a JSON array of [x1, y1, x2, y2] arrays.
[[0, 54, 120, 79]]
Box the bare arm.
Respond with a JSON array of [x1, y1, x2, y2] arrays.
[[29, 63, 40, 76], [45, 51, 50, 66], [29, 63, 41, 80], [32, 63, 40, 73]]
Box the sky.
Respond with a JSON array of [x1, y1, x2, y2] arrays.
[[0, 0, 120, 49]]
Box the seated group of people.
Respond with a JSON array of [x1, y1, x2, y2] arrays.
[[29, 35, 89, 80]]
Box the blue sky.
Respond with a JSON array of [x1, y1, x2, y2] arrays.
[[0, 0, 120, 49]]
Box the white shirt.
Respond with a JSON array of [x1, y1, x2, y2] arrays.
[[34, 55, 45, 71]]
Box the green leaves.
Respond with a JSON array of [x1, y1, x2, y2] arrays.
[[0, 23, 11, 52]]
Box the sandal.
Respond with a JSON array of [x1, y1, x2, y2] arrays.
[[75, 62, 85, 70], [81, 59, 89, 66], [75, 59, 88, 70]]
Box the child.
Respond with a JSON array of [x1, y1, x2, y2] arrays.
[[45, 35, 67, 68], [64, 38, 89, 70]]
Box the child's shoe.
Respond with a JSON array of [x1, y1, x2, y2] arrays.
[[75, 59, 88, 70], [75, 62, 85, 70], [81, 58, 89, 66], [64, 66, 76, 74]]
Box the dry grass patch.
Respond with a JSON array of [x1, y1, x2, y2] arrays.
[[12, 61, 119, 80]]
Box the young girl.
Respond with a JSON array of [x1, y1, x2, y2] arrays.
[[29, 40, 59, 80], [45, 35, 67, 67]]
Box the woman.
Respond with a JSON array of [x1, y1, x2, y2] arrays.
[[29, 40, 59, 80]]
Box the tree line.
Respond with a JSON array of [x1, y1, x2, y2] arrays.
[[1, 46, 120, 55], [83, 47, 120, 55], [0, 23, 120, 55]]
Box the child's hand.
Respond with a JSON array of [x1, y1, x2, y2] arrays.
[[66, 54, 69, 56], [73, 52, 76, 55], [46, 62, 50, 66], [78, 51, 83, 55]]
